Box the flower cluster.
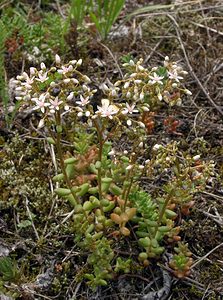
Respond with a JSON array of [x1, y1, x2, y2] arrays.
[[14, 56, 191, 131], [14, 56, 96, 121], [100, 57, 191, 108]]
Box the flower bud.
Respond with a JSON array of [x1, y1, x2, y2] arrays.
[[140, 92, 144, 100], [185, 89, 192, 96], [30, 67, 36, 75], [124, 82, 130, 89], [50, 81, 56, 87], [127, 119, 132, 126], [66, 93, 73, 102], [77, 59, 82, 66], [138, 121, 145, 128], [153, 144, 162, 151], [70, 60, 77, 65], [40, 62, 46, 70], [172, 83, 178, 88], [142, 106, 149, 112], [158, 93, 162, 101], [72, 78, 79, 84], [126, 91, 131, 98], [83, 75, 91, 83], [55, 54, 61, 64], [193, 155, 200, 161]]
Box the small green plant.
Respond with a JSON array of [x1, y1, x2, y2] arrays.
[[14, 55, 214, 288], [68, 0, 125, 40], [169, 243, 193, 278], [0, 257, 19, 282], [88, 0, 125, 39], [0, 20, 10, 126], [69, 0, 89, 27]]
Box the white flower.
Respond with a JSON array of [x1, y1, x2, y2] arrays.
[[49, 97, 63, 113], [36, 71, 49, 83], [122, 103, 138, 115], [76, 95, 90, 106], [33, 94, 50, 113], [96, 99, 119, 119], [58, 65, 73, 74], [149, 73, 164, 85], [126, 165, 133, 170], [20, 73, 34, 89], [168, 71, 183, 82]]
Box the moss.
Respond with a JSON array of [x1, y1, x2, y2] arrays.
[[200, 263, 223, 284], [0, 134, 54, 229]]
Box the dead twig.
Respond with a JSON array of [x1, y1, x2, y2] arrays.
[[190, 21, 223, 36], [44, 209, 75, 239], [197, 207, 223, 226], [202, 191, 223, 202], [191, 242, 223, 269], [99, 42, 123, 78]]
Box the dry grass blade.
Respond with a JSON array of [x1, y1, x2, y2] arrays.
[[167, 13, 223, 116]]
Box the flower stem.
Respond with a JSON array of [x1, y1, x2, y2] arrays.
[[153, 189, 174, 238], [93, 118, 105, 215], [55, 111, 80, 205]]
